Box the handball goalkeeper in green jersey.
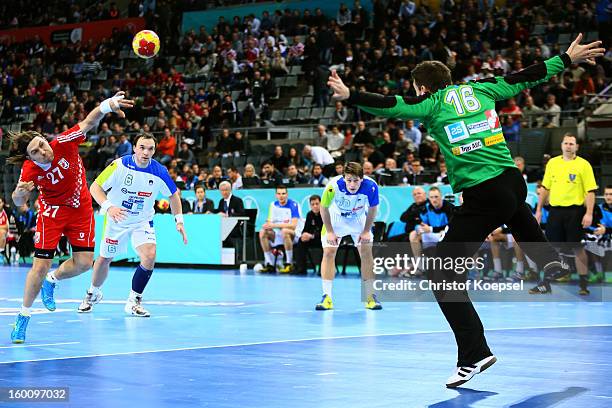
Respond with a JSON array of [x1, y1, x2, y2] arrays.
[[328, 34, 604, 388]]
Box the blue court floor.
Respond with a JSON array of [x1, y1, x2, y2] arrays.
[[0, 265, 610, 408]]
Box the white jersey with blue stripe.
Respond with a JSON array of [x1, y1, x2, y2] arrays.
[[267, 199, 301, 225], [96, 155, 177, 225], [321, 175, 379, 227]]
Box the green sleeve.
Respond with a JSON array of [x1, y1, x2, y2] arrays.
[[321, 184, 336, 208], [474, 54, 571, 101], [95, 160, 118, 190], [347, 92, 436, 121]]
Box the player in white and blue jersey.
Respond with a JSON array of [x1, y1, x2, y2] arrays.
[[316, 162, 381, 311], [259, 185, 301, 273], [78, 133, 187, 317]]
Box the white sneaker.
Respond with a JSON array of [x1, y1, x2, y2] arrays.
[[125, 295, 150, 317], [77, 290, 103, 313], [445, 355, 497, 388]]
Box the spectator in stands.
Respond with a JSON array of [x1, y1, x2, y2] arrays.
[[499, 97, 523, 122], [327, 125, 345, 158], [177, 141, 196, 166], [403, 119, 422, 148], [115, 133, 132, 158], [242, 164, 261, 188], [15, 202, 36, 259], [378, 131, 396, 159], [501, 115, 521, 142], [303, 145, 335, 177], [217, 180, 245, 249], [361, 143, 385, 170], [543, 94, 561, 127], [362, 161, 374, 177], [419, 139, 441, 168], [216, 128, 234, 157], [98, 122, 112, 138], [228, 166, 243, 190], [270, 145, 290, 174], [286, 164, 308, 184], [514, 156, 528, 182], [352, 121, 374, 148], [521, 96, 544, 128], [314, 124, 330, 147], [233, 131, 250, 157], [192, 185, 215, 214], [571, 71, 596, 106], [157, 127, 176, 164], [221, 93, 238, 125], [334, 101, 348, 123], [308, 163, 328, 187], [403, 159, 424, 185], [207, 165, 227, 190], [260, 161, 284, 186], [288, 146, 306, 170], [436, 161, 449, 184]]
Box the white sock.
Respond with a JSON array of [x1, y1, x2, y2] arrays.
[[364, 279, 375, 297], [128, 290, 141, 302], [493, 258, 502, 273], [286, 250, 293, 264], [89, 284, 101, 294], [46, 271, 59, 283], [0, 248, 4, 253], [595, 261, 603, 273], [20, 306, 31, 316], [322, 279, 333, 297], [264, 251, 273, 265], [526, 256, 537, 270], [516, 261, 524, 274]]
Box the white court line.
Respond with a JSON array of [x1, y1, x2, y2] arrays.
[[65, 320, 82, 323], [0, 323, 609, 365], [37, 321, 53, 324], [0, 341, 79, 350], [0, 298, 248, 307], [315, 372, 337, 376]]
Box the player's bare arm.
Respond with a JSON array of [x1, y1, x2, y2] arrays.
[[12, 181, 35, 207], [78, 91, 135, 134], [169, 191, 188, 244], [90, 181, 127, 223]]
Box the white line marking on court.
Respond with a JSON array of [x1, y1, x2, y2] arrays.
[[65, 320, 82, 323], [181, 314, 199, 318], [210, 313, 227, 316], [0, 298, 249, 308], [1, 323, 609, 365], [151, 316, 169, 319], [239, 312, 255, 315], [316, 372, 337, 376], [292, 385, 312, 389], [94, 318, 111, 321], [37, 321, 53, 324], [269, 311, 285, 314], [594, 395, 612, 399], [529, 304, 546, 307], [0, 342, 79, 350], [500, 305, 515, 308]]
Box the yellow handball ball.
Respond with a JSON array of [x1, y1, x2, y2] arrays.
[[157, 198, 170, 211], [132, 30, 160, 59]]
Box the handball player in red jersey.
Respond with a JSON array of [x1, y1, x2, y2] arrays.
[[8, 91, 134, 343]]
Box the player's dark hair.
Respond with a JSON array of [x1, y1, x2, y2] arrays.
[[344, 162, 364, 178], [562, 133, 579, 144], [276, 185, 288, 192], [429, 186, 441, 194], [195, 184, 206, 193], [7, 131, 42, 164], [133, 132, 157, 147], [411, 61, 452, 93], [309, 194, 321, 202], [605, 185, 612, 190]]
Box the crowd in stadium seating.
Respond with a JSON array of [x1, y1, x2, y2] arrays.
[[0, 0, 610, 195]]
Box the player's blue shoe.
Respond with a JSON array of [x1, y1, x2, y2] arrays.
[[11, 314, 30, 344], [41, 279, 57, 311]]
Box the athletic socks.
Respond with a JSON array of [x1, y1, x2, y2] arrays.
[[131, 264, 153, 294], [595, 261, 603, 273], [493, 258, 503, 274], [322, 279, 333, 297], [286, 250, 293, 264], [264, 251, 273, 265], [89, 284, 101, 294], [364, 279, 375, 297], [46, 271, 59, 283], [128, 290, 141, 302], [20, 306, 31, 316]]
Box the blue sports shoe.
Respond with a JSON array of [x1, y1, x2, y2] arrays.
[[41, 279, 56, 311], [11, 314, 31, 344]]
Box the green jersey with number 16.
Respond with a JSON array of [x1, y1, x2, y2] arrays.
[[347, 54, 572, 192]]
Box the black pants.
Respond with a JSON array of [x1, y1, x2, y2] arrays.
[[434, 167, 559, 366], [294, 238, 322, 274]]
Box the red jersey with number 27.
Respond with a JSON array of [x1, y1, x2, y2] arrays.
[[19, 125, 92, 209]]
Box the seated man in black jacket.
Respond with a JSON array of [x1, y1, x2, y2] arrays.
[[217, 181, 245, 248], [398, 187, 428, 242], [293, 195, 323, 275]]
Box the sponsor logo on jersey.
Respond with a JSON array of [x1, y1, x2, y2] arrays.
[[122, 200, 133, 209], [444, 121, 470, 143], [37, 176, 44, 181], [485, 109, 500, 130], [467, 120, 490, 134], [452, 140, 483, 156], [125, 174, 133, 186], [121, 188, 137, 194], [105, 238, 118, 244], [138, 191, 152, 197], [137, 204, 144, 210], [34, 232, 40, 244], [58, 158, 69, 169], [569, 173, 577, 182], [484, 133, 504, 146]]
